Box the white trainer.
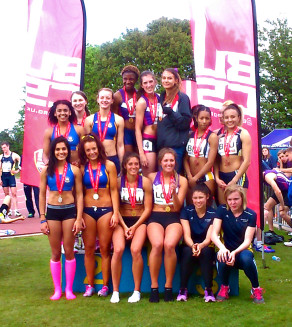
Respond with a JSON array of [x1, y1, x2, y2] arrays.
[[110, 291, 120, 303], [128, 290, 141, 303]]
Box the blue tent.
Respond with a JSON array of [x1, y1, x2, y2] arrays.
[[261, 129, 292, 148]]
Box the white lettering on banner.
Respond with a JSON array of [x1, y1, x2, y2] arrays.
[[26, 51, 81, 108]]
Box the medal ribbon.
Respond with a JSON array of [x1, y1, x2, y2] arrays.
[[55, 162, 68, 196], [125, 175, 138, 208], [171, 93, 179, 109], [160, 172, 175, 204], [97, 111, 111, 142], [145, 93, 158, 123], [224, 127, 239, 157], [123, 86, 136, 117], [88, 162, 101, 194], [55, 122, 71, 138], [193, 127, 210, 157], [80, 112, 87, 127]]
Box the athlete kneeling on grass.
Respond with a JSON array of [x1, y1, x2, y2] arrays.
[[177, 184, 216, 302], [211, 185, 264, 304]]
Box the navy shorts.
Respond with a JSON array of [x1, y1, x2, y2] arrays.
[[219, 170, 249, 188], [147, 211, 181, 229], [84, 206, 113, 221], [46, 203, 77, 221], [1, 173, 16, 187], [108, 155, 121, 175], [123, 216, 147, 228], [271, 190, 290, 206], [124, 127, 137, 147]]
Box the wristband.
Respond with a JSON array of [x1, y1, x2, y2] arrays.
[[40, 213, 46, 216], [40, 219, 47, 224]]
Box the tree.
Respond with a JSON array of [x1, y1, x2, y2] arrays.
[[83, 17, 195, 112], [258, 18, 292, 133]]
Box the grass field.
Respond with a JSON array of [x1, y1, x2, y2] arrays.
[[0, 232, 291, 327]]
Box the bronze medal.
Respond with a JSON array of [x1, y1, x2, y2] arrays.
[[131, 210, 137, 217], [129, 117, 134, 123]]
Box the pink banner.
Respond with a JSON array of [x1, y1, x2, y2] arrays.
[[21, 0, 85, 186], [189, 0, 261, 225]]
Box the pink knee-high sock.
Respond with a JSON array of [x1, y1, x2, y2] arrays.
[[65, 258, 76, 300], [50, 260, 62, 300]]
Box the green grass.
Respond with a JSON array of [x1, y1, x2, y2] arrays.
[[0, 232, 291, 327]]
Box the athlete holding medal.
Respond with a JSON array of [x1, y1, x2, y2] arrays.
[[78, 134, 119, 298], [147, 148, 188, 302], [39, 136, 84, 301], [84, 88, 124, 175], [135, 71, 162, 176], [110, 152, 152, 303], [214, 103, 251, 204], [184, 105, 218, 203], [43, 100, 85, 166], [113, 65, 140, 153]]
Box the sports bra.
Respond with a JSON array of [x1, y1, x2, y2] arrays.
[[186, 130, 212, 158], [92, 112, 117, 141], [120, 175, 144, 205], [218, 129, 242, 156], [141, 93, 162, 126], [47, 163, 75, 191], [83, 162, 109, 189], [51, 123, 80, 151], [263, 169, 291, 191], [118, 88, 137, 121], [152, 171, 179, 205]]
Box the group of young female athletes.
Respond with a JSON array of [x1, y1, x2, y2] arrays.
[[39, 65, 264, 304]]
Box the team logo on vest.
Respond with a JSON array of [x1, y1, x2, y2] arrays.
[[65, 177, 70, 183], [68, 136, 73, 143], [108, 123, 112, 128]]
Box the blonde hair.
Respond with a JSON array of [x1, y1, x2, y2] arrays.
[[224, 184, 247, 210]]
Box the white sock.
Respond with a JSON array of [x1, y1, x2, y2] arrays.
[[128, 290, 141, 303]]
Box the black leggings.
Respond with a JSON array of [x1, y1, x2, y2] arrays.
[[180, 245, 215, 289]]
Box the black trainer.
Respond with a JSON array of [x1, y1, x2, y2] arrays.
[[149, 288, 159, 303], [164, 288, 174, 302]]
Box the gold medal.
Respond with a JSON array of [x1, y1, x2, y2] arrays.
[[131, 210, 137, 217], [165, 206, 171, 212], [129, 117, 134, 123], [159, 116, 162, 121]]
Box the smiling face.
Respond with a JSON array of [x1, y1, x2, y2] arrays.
[[262, 148, 269, 156], [125, 156, 140, 176], [84, 141, 99, 161], [1, 144, 9, 155], [226, 191, 243, 213], [160, 152, 176, 173], [192, 191, 208, 210], [141, 74, 156, 94], [161, 70, 177, 90], [71, 93, 87, 113], [196, 110, 211, 130], [97, 90, 114, 110], [223, 108, 241, 130], [54, 104, 71, 122], [54, 142, 68, 161], [122, 72, 137, 92]]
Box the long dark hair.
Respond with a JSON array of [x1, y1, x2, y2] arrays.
[[192, 104, 212, 129], [121, 152, 141, 176], [71, 91, 90, 116], [47, 136, 71, 176], [78, 134, 107, 166], [48, 100, 77, 125]]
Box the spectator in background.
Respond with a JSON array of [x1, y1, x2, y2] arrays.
[[0, 142, 21, 217], [277, 149, 288, 169], [20, 156, 40, 218], [0, 195, 25, 223], [262, 147, 277, 171]]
